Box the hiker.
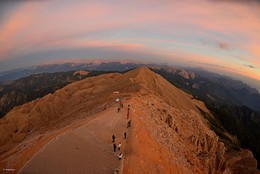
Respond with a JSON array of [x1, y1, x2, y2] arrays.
[[118, 153, 123, 160], [120, 101, 123, 108], [118, 142, 121, 151], [112, 134, 115, 142], [127, 120, 131, 128], [124, 132, 127, 139], [117, 107, 120, 113], [127, 105, 130, 119], [113, 143, 117, 152]]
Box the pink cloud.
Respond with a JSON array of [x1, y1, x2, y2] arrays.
[[0, 2, 47, 60], [0, 9, 30, 59], [53, 39, 147, 52], [217, 42, 231, 50]]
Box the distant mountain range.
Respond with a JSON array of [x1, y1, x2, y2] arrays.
[[0, 62, 151, 82], [1, 61, 259, 92], [1, 62, 260, 114]]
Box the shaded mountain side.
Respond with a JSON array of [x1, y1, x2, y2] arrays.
[[0, 70, 112, 118], [151, 67, 260, 169], [208, 104, 260, 169], [0, 67, 259, 173], [151, 67, 260, 113]]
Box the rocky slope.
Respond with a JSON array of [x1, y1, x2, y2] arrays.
[[0, 67, 259, 173]]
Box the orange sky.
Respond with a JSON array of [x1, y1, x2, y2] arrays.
[[0, 0, 259, 80]]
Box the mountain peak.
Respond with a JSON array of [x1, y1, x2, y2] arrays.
[[122, 66, 156, 81], [118, 67, 201, 112]]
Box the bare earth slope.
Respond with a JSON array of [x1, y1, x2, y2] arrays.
[[0, 67, 259, 174]]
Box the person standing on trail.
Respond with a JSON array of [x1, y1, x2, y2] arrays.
[[112, 134, 116, 142], [120, 101, 123, 108], [127, 104, 131, 119], [118, 153, 123, 160], [113, 143, 117, 152], [118, 142, 121, 151], [127, 120, 131, 128], [124, 132, 127, 139]]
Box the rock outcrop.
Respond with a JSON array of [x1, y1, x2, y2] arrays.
[[224, 149, 260, 174]]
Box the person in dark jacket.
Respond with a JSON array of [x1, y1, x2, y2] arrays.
[[124, 132, 127, 139], [127, 120, 131, 128], [112, 134, 116, 142], [113, 143, 117, 152]]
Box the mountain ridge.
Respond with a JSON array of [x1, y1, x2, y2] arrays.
[[0, 67, 259, 173]]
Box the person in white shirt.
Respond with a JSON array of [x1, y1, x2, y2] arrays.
[[118, 142, 121, 151], [118, 153, 123, 160]]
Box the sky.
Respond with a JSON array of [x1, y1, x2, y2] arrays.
[[0, 0, 260, 82]]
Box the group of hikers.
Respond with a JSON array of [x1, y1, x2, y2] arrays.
[[112, 101, 132, 160], [112, 134, 124, 160]]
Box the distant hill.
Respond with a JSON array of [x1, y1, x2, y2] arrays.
[[0, 70, 111, 118]]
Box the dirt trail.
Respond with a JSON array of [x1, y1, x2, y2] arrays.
[[18, 104, 130, 174]]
